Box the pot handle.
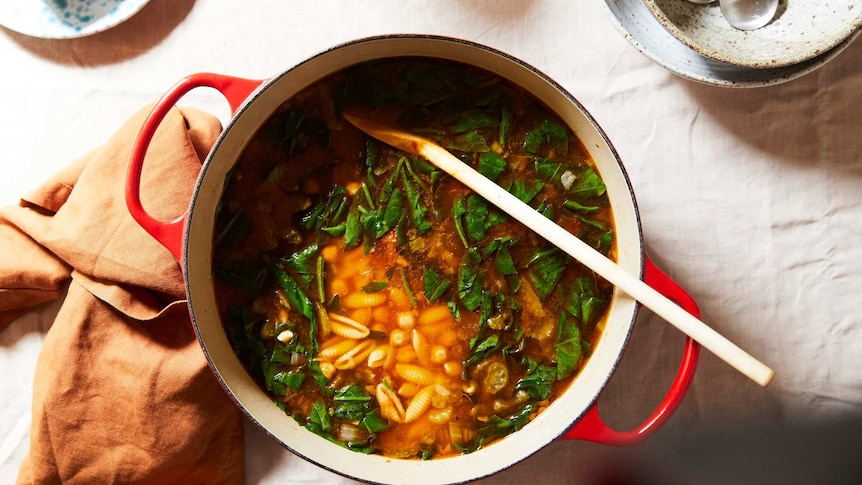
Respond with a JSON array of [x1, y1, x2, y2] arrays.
[[125, 73, 265, 261], [561, 254, 701, 446]]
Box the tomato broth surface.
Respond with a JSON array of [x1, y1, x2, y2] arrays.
[[213, 59, 616, 459]]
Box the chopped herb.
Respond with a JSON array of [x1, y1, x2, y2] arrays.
[[534, 157, 567, 184], [284, 244, 320, 289], [555, 312, 582, 380], [568, 167, 606, 200], [401, 170, 433, 235], [458, 248, 484, 311], [576, 215, 606, 231], [284, 370, 306, 391], [361, 409, 389, 434], [596, 231, 614, 254], [382, 188, 405, 231], [224, 305, 265, 371], [299, 186, 349, 233], [465, 194, 489, 242], [344, 199, 363, 250], [215, 209, 252, 247], [526, 248, 569, 300], [403, 156, 430, 192], [477, 152, 506, 181], [213, 260, 267, 297], [563, 199, 601, 213], [423, 267, 452, 303], [464, 333, 499, 368], [562, 278, 607, 327], [333, 384, 373, 420], [306, 399, 332, 434], [273, 265, 319, 355], [308, 360, 330, 390], [399, 267, 418, 307], [364, 137, 378, 186], [514, 364, 555, 400], [523, 119, 569, 156], [482, 237, 518, 276], [378, 158, 403, 204], [448, 131, 490, 153], [362, 281, 390, 293], [452, 197, 469, 248], [451, 109, 499, 134], [509, 179, 544, 204], [316, 256, 326, 303]]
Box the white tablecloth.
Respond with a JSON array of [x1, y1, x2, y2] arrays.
[[2, 1, 860, 483]]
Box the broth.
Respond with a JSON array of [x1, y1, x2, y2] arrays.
[[213, 59, 615, 459]]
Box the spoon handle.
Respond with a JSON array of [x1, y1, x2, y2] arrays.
[[344, 112, 775, 387]]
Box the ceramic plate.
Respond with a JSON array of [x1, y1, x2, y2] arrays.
[[644, 0, 862, 69], [600, 0, 861, 87], [0, 0, 150, 39]]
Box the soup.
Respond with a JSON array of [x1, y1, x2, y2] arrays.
[[212, 59, 615, 459]]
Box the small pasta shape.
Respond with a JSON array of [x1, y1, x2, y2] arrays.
[[330, 278, 349, 297], [388, 287, 411, 309], [276, 329, 295, 343], [396, 363, 436, 386], [342, 291, 388, 309], [372, 306, 391, 324], [403, 385, 435, 423], [395, 346, 417, 364], [397, 381, 422, 398], [419, 321, 451, 339], [390, 329, 409, 347], [318, 361, 337, 380], [328, 313, 371, 339], [418, 304, 451, 325], [367, 344, 390, 368], [349, 307, 373, 326], [412, 329, 432, 367], [376, 383, 406, 423], [429, 345, 448, 364], [396, 312, 416, 331], [443, 361, 462, 377], [334, 340, 376, 370], [317, 338, 355, 360]]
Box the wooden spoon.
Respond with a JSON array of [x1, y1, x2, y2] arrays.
[[344, 111, 775, 387]]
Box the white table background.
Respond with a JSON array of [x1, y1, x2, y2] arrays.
[[1, 1, 860, 484]]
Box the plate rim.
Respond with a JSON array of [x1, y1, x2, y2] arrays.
[[599, 0, 862, 88], [644, 0, 862, 69], [0, 0, 151, 39]]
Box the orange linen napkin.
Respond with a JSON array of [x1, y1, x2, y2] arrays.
[[0, 105, 244, 484]]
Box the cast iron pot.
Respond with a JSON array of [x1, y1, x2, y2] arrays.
[[126, 35, 700, 485]]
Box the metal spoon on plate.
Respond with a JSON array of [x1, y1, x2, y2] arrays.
[[687, 0, 779, 31]]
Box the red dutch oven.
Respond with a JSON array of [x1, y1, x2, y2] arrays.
[[126, 35, 700, 485]]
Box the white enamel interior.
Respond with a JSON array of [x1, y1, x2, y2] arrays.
[[183, 35, 643, 485]]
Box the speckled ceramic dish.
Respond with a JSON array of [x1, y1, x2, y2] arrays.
[[601, 0, 861, 87], [643, 0, 862, 69], [0, 0, 149, 39]]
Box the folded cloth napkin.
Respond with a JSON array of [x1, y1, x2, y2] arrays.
[[0, 105, 244, 484]]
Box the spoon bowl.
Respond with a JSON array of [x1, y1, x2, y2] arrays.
[[719, 0, 779, 31]]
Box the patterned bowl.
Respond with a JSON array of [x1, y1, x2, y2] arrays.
[[643, 0, 862, 69]]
